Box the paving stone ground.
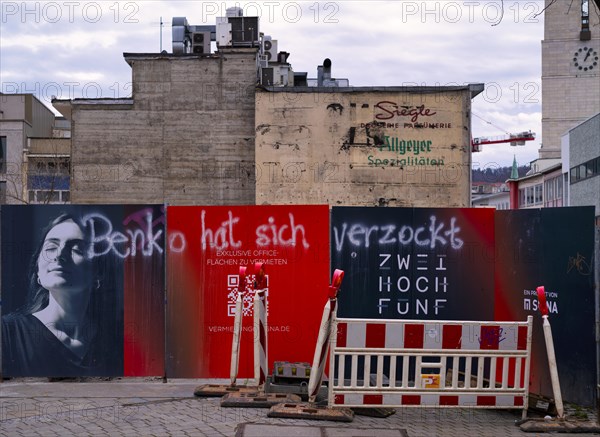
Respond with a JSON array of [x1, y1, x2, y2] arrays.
[[1, 379, 598, 437]]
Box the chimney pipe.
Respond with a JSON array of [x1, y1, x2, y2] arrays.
[[317, 65, 323, 87], [323, 58, 332, 81]]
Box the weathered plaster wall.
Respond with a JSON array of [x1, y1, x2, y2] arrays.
[[255, 88, 473, 207]]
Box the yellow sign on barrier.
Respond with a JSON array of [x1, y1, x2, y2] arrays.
[[421, 374, 440, 389]]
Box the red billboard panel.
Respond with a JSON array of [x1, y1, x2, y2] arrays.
[[166, 205, 330, 378]]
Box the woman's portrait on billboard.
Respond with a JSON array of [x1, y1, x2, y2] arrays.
[[2, 211, 122, 376]]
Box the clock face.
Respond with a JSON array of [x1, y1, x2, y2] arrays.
[[573, 47, 599, 72]]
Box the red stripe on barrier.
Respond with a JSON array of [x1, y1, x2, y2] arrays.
[[315, 302, 337, 374], [366, 323, 386, 348], [514, 396, 524, 406], [364, 394, 383, 405], [334, 394, 345, 404], [517, 325, 528, 350], [316, 332, 331, 373], [442, 324, 462, 349], [259, 320, 267, 350], [536, 286, 548, 316], [479, 326, 500, 350], [402, 395, 421, 405], [440, 395, 459, 406], [476, 396, 496, 406], [337, 323, 347, 348], [404, 324, 424, 348]]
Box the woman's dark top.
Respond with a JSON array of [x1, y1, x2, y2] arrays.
[[2, 313, 117, 377]]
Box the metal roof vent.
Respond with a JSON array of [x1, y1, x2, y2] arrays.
[[172, 17, 189, 54], [323, 58, 332, 80], [317, 58, 332, 86]]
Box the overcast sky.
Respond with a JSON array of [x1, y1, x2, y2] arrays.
[[1, 1, 547, 168]]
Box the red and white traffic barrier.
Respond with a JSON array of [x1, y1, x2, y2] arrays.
[[253, 262, 268, 390], [307, 269, 345, 403], [537, 285, 564, 419], [229, 266, 246, 386], [328, 315, 533, 419]]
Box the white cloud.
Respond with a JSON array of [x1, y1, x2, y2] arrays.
[[2, 30, 124, 51], [54, 71, 105, 82]]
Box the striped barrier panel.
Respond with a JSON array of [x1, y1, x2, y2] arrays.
[[253, 263, 268, 390], [307, 269, 344, 403], [328, 316, 533, 419], [229, 266, 246, 386]]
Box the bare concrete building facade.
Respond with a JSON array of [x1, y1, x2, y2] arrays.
[[255, 85, 482, 207], [54, 47, 257, 205]]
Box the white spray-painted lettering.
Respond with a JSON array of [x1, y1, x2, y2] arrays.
[[200, 210, 310, 251], [333, 216, 463, 252], [201, 210, 242, 250], [77, 209, 311, 256], [256, 214, 309, 249], [124, 207, 185, 254], [168, 232, 186, 253], [85, 211, 163, 259]]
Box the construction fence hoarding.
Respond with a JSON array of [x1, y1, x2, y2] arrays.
[[0, 205, 595, 406]]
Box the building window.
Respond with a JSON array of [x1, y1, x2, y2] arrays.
[[28, 189, 70, 204], [544, 175, 563, 208], [0, 136, 6, 174], [519, 183, 543, 207], [534, 185, 543, 204], [27, 157, 70, 204], [571, 157, 600, 184], [571, 166, 579, 182], [586, 160, 596, 177]]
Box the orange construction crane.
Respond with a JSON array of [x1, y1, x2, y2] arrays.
[[472, 131, 536, 152]]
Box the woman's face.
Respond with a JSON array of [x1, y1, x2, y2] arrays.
[[37, 219, 93, 293]]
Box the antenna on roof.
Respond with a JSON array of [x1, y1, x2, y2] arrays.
[[151, 17, 168, 52], [160, 17, 163, 52]]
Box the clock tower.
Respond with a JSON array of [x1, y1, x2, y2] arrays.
[[541, 0, 600, 158]]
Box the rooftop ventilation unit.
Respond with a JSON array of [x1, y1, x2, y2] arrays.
[[229, 16, 259, 45], [172, 17, 189, 54], [216, 17, 232, 47], [191, 31, 211, 54], [261, 68, 274, 86], [262, 37, 278, 62]]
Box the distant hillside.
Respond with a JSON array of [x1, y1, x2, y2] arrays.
[[472, 165, 530, 183]]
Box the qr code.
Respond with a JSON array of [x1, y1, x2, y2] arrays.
[[227, 274, 269, 317]]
